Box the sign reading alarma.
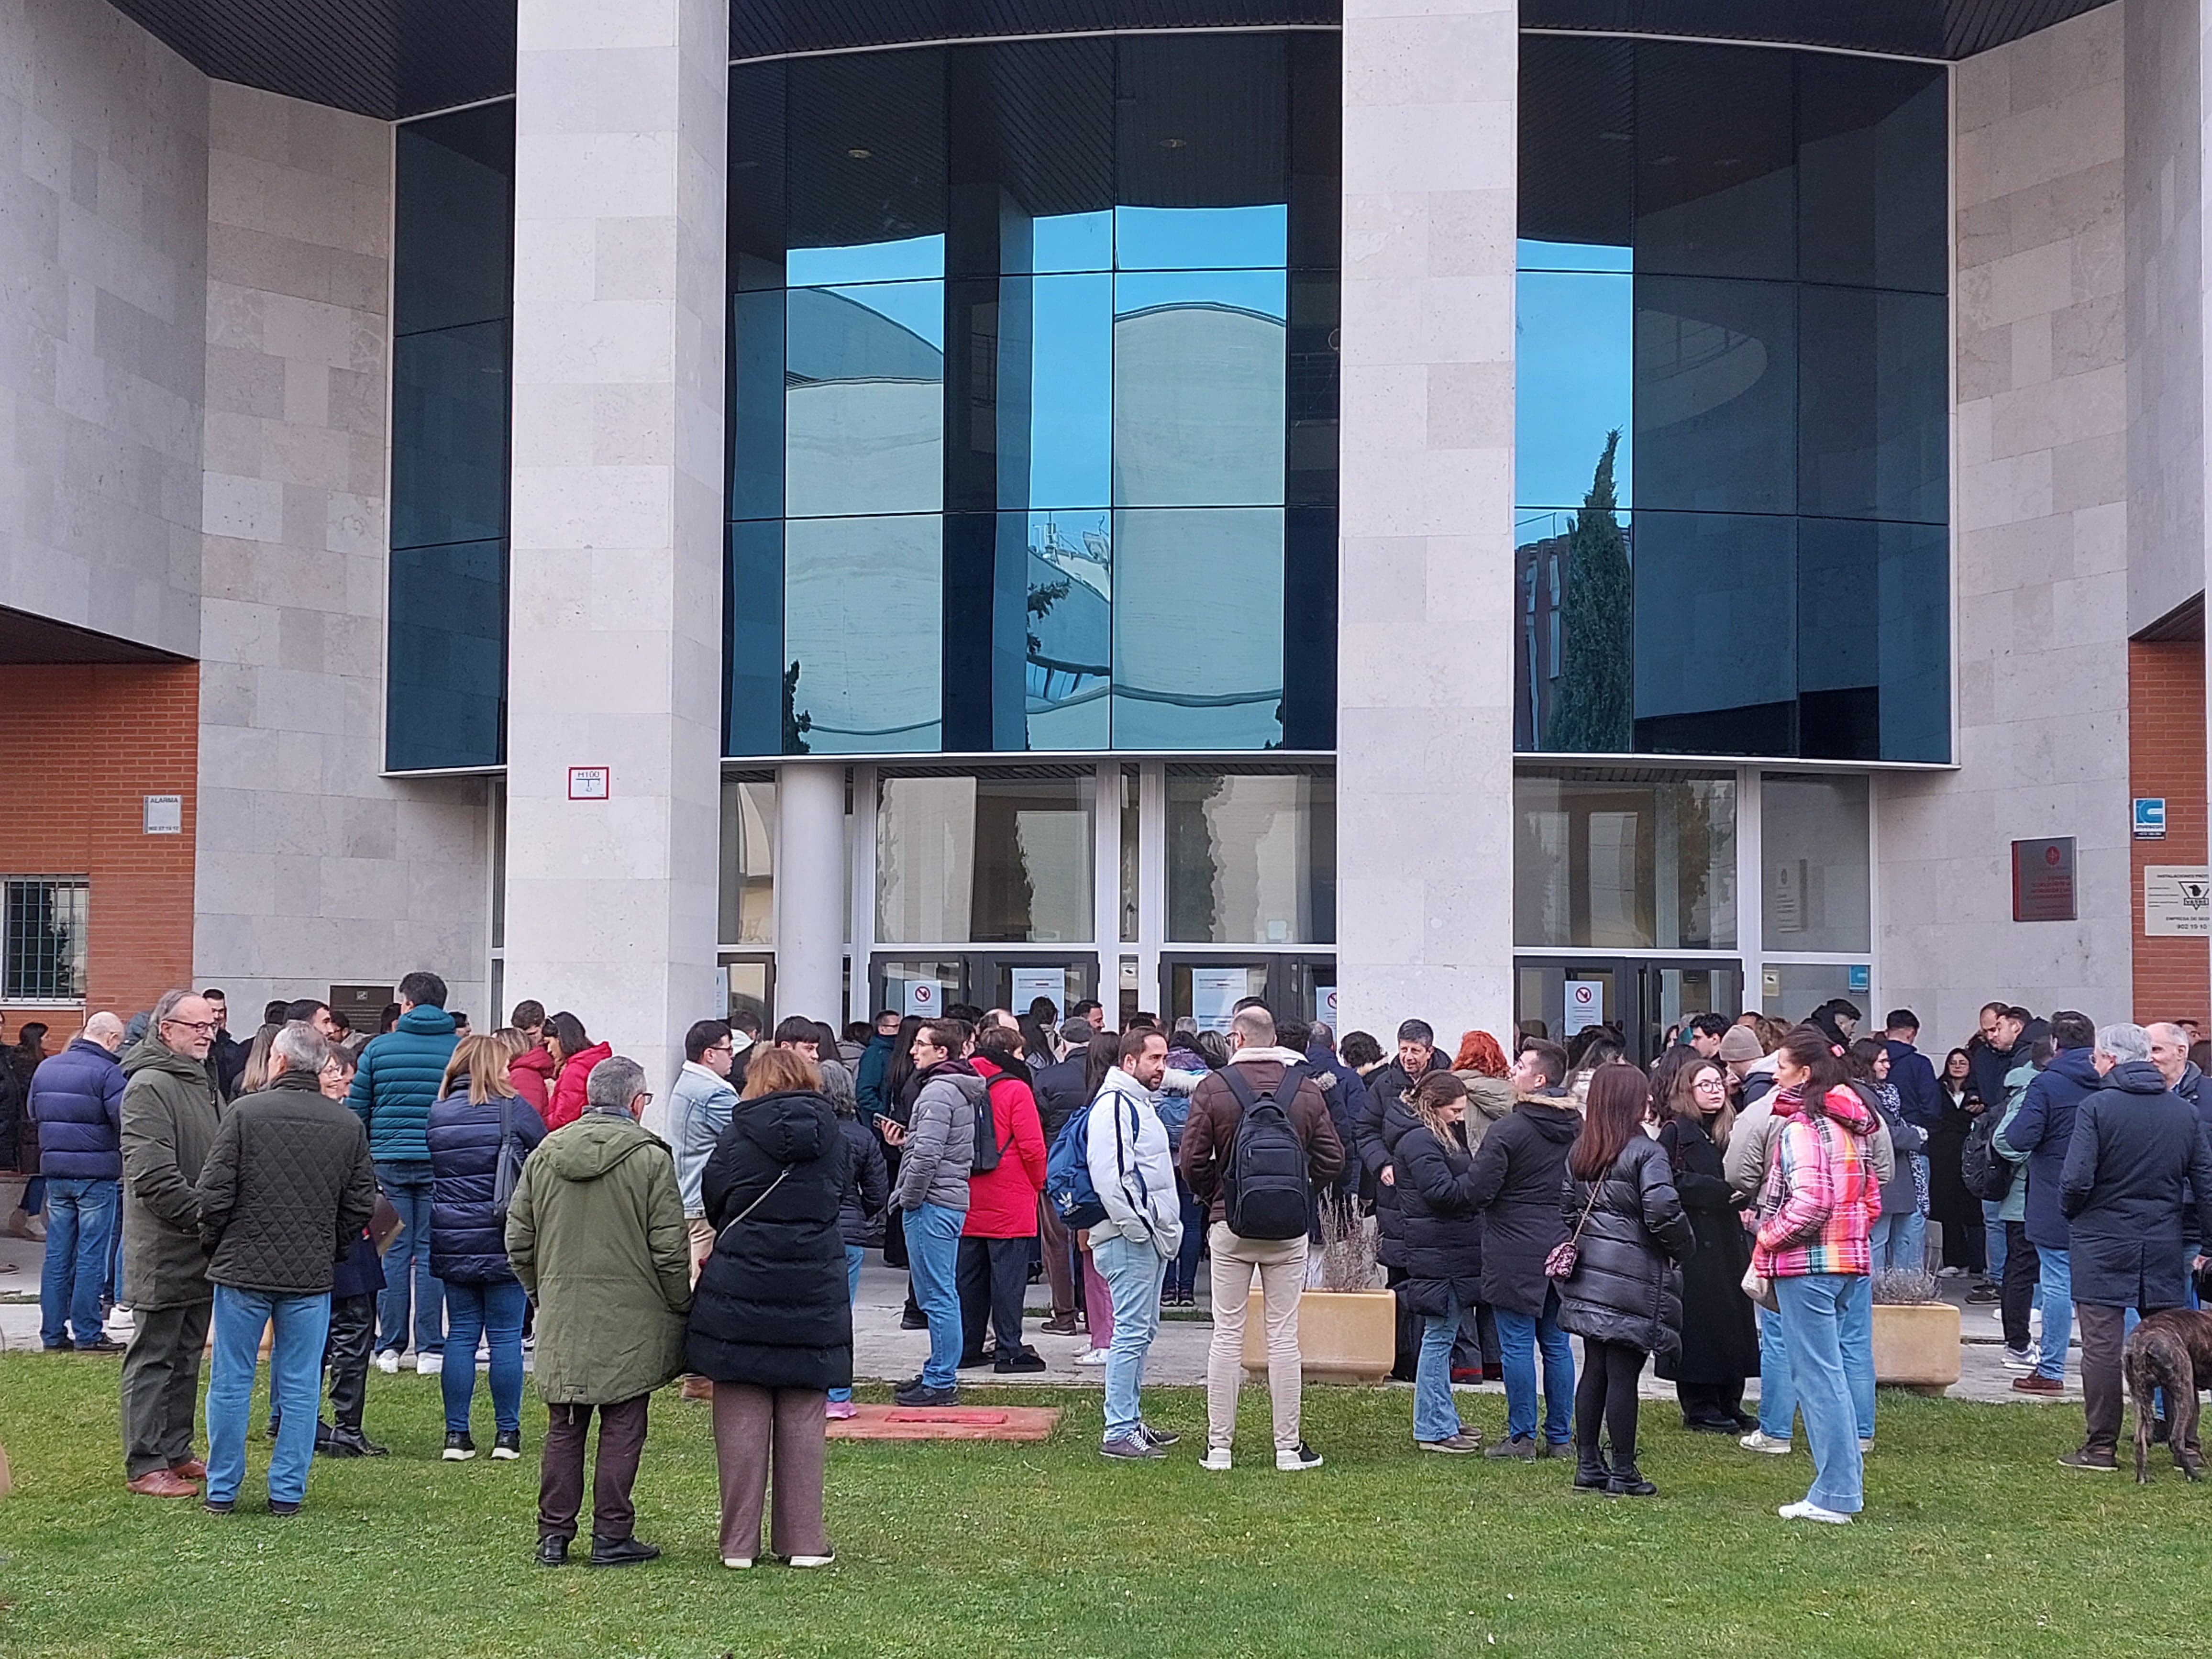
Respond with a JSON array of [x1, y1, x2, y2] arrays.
[[2144, 866, 2211, 937], [567, 767, 610, 801]]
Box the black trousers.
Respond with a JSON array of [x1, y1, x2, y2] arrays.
[[958, 1236, 1030, 1360], [1941, 1214, 1987, 1273], [1575, 1337, 1647, 1465], [539, 1396, 650, 1544], [322, 1293, 376, 1432], [1677, 1380, 1747, 1426], [1999, 1220, 2039, 1353]]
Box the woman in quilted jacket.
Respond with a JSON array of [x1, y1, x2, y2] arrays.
[[1556, 1062, 1693, 1498], [1753, 1025, 1882, 1526]]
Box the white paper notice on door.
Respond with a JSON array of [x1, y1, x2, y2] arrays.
[[1191, 967, 1246, 1034], [1010, 966, 1067, 1014], [902, 979, 942, 1018], [1564, 979, 1605, 1035]]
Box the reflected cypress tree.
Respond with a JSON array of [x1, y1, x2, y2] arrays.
[[1545, 431, 1633, 754]]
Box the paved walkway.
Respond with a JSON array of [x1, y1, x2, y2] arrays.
[[0, 1233, 2072, 1410]]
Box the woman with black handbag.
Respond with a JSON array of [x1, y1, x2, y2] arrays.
[[427, 1034, 547, 1461], [1555, 1062, 1693, 1497], [687, 1046, 853, 1570]]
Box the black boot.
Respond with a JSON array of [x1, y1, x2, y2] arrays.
[[1572, 1446, 1613, 1493], [1607, 1458, 1657, 1497]]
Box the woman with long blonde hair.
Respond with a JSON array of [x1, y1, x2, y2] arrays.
[[1653, 1058, 1757, 1433]]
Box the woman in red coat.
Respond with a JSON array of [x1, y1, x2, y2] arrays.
[[541, 1012, 612, 1132], [961, 1028, 1050, 1371]]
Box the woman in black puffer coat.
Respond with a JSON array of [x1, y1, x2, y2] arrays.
[[1391, 1073, 1484, 1452], [1557, 1062, 1693, 1498], [687, 1049, 853, 1568]]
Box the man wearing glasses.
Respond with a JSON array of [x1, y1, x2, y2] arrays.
[[117, 990, 226, 1498], [667, 1019, 739, 1404]]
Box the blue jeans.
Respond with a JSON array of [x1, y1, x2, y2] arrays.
[[1774, 1272, 1864, 1514], [1094, 1231, 1166, 1440], [38, 1176, 118, 1347], [206, 1283, 332, 1507], [1496, 1294, 1575, 1444], [905, 1202, 965, 1389], [1761, 1282, 1875, 1445], [1870, 1205, 1926, 1274], [829, 1246, 864, 1404], [373, 1161, 442, 1356], [1415, 1292, 1464, 1442], [438, 1277, 527, 1434], [1983, 1201, 2008, 1279], [1163, 1178, 1206, 1296], [2035, 1247, 2073, 1381]]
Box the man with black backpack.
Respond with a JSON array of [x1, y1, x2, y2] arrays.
[[1180, 1005, 1344, 1472]]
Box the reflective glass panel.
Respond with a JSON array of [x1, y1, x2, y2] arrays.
[[1516, 271, 1633, 511], [876, 774, 1095, 944], [1113, 270, 1286, 508], [1165, 770, 1334, 945], [785, 49, 945, 282], [1115, 33, 1287, 248], [1513, 771, 1737, 950], [719, 778, 776, 947], [390, 322, 509, 552], [784, 515, 941, 754], [729, 289, 785, 521], [1633, 276, 1796, 516], [394, 105, 513, 335], [1634, 41, 1795, 280], [1796, 517, 1948, 763], [1113, 509, 1283, 750], [1632, 511, 1796, 755], [785, 283, 944, 517], [1799, 57, 1947, 294], [1761, 772, 1871, 952], [1022, 509, 1112, 751], [1760, 962, 1872, 1022], [724, 521, 783, 757], [1798, 287, 1947, 524], [1519, 35, 1633, 254], [386, 540, 506, 772], [1018, 274, 1113, 509]]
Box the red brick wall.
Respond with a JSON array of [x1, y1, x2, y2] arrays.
[[2129, 638, 2210, 1027], [0, 663, 199, 1045]]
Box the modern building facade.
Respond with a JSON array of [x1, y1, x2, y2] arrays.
[[0, 0, 2205, 1085]]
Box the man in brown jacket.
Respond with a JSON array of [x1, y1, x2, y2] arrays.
[[1179, 1005, 1345, 1472]]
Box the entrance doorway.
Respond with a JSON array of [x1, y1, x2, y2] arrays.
[[1159, 954, 1337, 1031], [870, 952, 1101, 1022], [1514, 958, 1743, 1069]]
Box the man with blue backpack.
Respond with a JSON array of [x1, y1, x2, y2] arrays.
[[1178, 1005, 1345, 1472]]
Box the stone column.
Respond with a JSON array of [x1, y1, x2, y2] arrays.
[[502, 0, 727, 1094], [775, 761, 848, 1025], [1335, 0, 1518, 1036]]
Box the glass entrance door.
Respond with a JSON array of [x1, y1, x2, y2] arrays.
[[1161, 955, 1336, 1031], [870, 952, 1099, 1019], [1515, 958, 1743, 1069]]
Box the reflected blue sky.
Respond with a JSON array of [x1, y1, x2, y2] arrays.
[[1034, 211, 1113, 274], [1116, 205, 1287, 271], [1027, 274, 1112, 508], [815, 279, 945, 350], [1515, 269, 1633, 511], [787, 232, 945, 287], [1115, 268, 1287, 322], [1517, 238, 1632, 274]]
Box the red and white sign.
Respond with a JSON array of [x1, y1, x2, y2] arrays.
[[568, 767, 610, 801], [1564, 978, 1604, 1035], [904, 980, 939, 1017]]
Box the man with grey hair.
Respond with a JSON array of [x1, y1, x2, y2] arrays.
[[2148, 1021, 2212, 1310], [2053, 1021, 2212, 1470], [117, 990, 226, 1497], [27, 1011, 128, 1354], [195, 1022, 376, 1515], [507, 1054, 690, 1568]]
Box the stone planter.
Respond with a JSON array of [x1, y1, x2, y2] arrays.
[[1871, 1301, 1960, 1395], [1242, 1287, 1396, 1383]]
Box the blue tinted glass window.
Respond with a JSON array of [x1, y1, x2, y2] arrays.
[[1633, 276, 1796, 516], [724, 521, 783, 756], [729, 289, 785, 520], [1113, 508, 1283, 749], [1634, 42, 1795, 280], [785, 282, 944, 517], [1797, 517, 1948, 763], [1023, 509, 1113, 750], [394, 106, 513, 334], [1799, 57, 1947, 294], [1798, 286, 1947, 523], [1516, 271, 1633, 511], [1034, 213, 1114, 274], [387, 541, 506, 771], [390, 322, 509, 551], [785, 49, 945, 278], [1113, 270, 1286, 509], [1632, 511, 1797, 754], [1114, 206, 1287, 271], [786, 235, 945, 287], [1027, 274, 1113, 509], [784, 515, 941, 754]]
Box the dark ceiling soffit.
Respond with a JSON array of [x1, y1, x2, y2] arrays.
[[2134, 591, 2205, 645], [103, 0, 2113, 123], [0, 606, 193, 665]]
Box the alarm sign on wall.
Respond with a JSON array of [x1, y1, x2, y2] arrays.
[[568, 767, 610, 800]]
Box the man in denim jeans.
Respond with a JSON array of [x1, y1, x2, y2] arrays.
[[346, 971, 458, 1373], [885, 1019, 978, 1407], [29, 1013, 128, 1353], [1086, 1029, 1183, 1459]]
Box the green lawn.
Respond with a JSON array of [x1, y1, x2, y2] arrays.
[[0, 1353, 2206, 1658]]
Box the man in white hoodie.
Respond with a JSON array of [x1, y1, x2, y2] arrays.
[[1087, 1028, 1183, 1460]]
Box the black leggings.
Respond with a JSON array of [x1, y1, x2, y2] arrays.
[[1575, 1338, 1647, 1464]]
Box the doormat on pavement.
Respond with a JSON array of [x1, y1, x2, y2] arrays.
[[826, 1404, 1062, 1442]]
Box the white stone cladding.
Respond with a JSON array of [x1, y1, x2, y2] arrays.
[[1335, 0, 1518, 1036], [192, 80, 489, 1017], [501, 0, 728, 1093]]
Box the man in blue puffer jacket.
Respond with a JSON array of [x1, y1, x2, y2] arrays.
[[29, 1013, 128, 1352], [347, 970, 459, 1371]]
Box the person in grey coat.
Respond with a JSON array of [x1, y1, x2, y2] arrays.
[[2055, 1023, 2212, 1471], [882, 1018, 978, 1406]]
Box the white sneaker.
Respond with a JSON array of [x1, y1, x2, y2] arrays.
[[785, 1553, 835, 1570], [375, 1349, 401, 1375], [1200, 1448, 1233, 1472], [1858, 1438, 1874, 1452], [1937, 1266, 1963, 1278], [416, 1351, 444, 1376], [1779, 1500, 1853, 1525], [1075, 1348, 1109, 1368], [721, 1556, 753, 1570], [1275, 1441, 1324, 1472], [1739, 1430, 1792, 1455], [2000, 1347, 2036, 1370]]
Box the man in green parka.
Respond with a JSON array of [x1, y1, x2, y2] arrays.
[[506, 1053, 690, 1569]]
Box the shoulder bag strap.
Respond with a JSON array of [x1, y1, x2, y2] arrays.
[[1565, 1171, 1604, 1247], [714, 1166, 793, 1250]]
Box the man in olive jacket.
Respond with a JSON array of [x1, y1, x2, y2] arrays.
[[118, 990, 226, 1498], [506, 1054, 690, 1568]]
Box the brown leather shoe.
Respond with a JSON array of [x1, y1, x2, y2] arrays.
[[2012, 1374, 2064, 1395], [127, 1469, 202, 1498], [171, 1456, 208, 1480]]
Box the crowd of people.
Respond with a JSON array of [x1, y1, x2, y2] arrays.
[[7, 977, 2212, 1560]]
